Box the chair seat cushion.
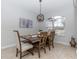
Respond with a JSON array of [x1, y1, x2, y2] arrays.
[[21, 43, 33, 52]]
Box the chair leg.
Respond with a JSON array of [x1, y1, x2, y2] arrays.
[[38, 47, 40, 58], [52, 43, 54, 48], [48, 42, 51, 51], [49, 45, 51, 50], [52, 41, 54, 48], [44, 46, 46, 53], [16, 48, 18, 57], [20, 51, 22, 59]]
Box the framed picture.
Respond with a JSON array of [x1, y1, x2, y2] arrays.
[[19, 18, 33, 28]]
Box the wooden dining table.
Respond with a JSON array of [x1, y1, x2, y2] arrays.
[[20, 34, 40, 44]]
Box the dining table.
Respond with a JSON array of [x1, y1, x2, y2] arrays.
[[20, 34, 40, 44]]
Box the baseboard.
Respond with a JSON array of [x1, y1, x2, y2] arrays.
[[1, 44, 16, 50], [1, 41, 69, 49], [54, 41, 70, 46]]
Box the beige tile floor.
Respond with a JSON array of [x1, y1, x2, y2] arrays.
[[1, 43, 77, 59]]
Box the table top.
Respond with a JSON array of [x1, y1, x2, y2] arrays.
[[20, 35, 40, 44], [20, 31, 51, 44]]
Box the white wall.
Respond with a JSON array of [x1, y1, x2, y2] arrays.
[[1, 0, 39, 48]]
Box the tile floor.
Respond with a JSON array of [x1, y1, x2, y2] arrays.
[[1, 43, 77, 59]]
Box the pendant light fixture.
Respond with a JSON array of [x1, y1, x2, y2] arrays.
[[37, 0, 44, 22]]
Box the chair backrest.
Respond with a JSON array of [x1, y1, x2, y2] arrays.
[[40, 32, 47, 36], [47, 31, 55, 41], [38, 34, 47, 46], [13, 30, 21, 51]]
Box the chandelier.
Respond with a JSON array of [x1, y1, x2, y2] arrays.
[[37, 0, 44, 22]]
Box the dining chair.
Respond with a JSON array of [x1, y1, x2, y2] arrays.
[[47, 31, 55, 50], [13, 30, 34, 59], [40, 32, 48, 44], [33, 34, 47, 58]]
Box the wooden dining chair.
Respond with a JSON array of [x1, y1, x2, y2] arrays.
[[13, 30, 34, 59], [47, 31, 55, 50], [40, 32, 48, 44], [33, 34, 47, 58]]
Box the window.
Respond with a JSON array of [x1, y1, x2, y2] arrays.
[[54, 17, 65, 30], [46, 16, 65, 36], [54, 16, 65, 36]]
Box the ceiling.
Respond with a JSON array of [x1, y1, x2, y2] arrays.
[[7, 0, 73, 15]]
